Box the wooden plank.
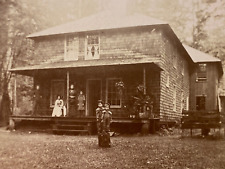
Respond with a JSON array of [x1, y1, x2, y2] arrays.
[[67, 71, 70, 116], [181, 122, 222, 129], [10, 116, 52, 121], [181, 110, 222, 130], [52, 129, 88, 132]]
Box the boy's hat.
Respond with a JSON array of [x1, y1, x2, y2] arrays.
[[98, 100, 103, 104]]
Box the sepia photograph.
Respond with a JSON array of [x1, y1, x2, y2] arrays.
[[0, 0, 225, 168]]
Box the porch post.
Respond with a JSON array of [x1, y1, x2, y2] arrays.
[[33, 71, 37, 114], [143, 66, 147, 115], [67, 71, 70, 116], [143, 66, 146, 95], [13, 74, 17, 114]]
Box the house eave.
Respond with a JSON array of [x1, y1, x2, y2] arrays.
[[10, 57, 163, 76], [27, 24, 168, 39]]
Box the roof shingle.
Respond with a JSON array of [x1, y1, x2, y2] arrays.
[[27, 12, 167, 38], [183, 44, 221, 63]]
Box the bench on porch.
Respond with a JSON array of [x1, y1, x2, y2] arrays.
[[181, 110, 224, 136]]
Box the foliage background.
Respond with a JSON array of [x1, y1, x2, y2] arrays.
[[0, 0, 225, 124]]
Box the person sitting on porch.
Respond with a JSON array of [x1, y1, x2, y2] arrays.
[[52, 95, 64, 117]]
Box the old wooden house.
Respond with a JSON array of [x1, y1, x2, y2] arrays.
[[183, 45, 223, 111], [9, 12, 222, 134], [181, 45, 223, 136]]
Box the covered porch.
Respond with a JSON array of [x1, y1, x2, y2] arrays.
[[10, 58, 162, 134]]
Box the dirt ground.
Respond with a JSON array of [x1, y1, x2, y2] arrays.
[[0, 128, 225, 169]]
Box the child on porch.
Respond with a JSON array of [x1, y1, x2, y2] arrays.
[[77, 91, 85, 117]]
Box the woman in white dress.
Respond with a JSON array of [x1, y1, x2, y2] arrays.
[[52, 95, 64, 117]]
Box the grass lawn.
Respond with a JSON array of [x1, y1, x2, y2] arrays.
[[0, 130, 225, 169]]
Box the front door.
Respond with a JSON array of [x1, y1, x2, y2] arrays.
[[87, 79, 102, 116]]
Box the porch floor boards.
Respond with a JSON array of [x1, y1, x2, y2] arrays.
[[10, 115, 160, 134], [52, 129, 89, 133], [10, 115, 159, 123]]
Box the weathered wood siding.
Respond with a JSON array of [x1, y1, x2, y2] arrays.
[[190, 63, 219, 110], [100, 28, 160, 59], [29, 26, 190, 120], [30, 27, 162, 65], [159, 32, 190, 121], [32, 36, 65, 65]]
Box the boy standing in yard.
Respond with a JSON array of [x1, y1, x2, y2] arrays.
[[103, 103, 112, 133], [96, 100, 104, 135], [103, 103, 112, 147], [96, 101, 112, 147]]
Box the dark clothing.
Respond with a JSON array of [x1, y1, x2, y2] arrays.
[[96, 107, 104, 134], [96, 107, 112, 147], [103, 110, 112, 132]]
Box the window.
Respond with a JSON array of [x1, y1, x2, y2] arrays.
[[166, 75, 170, 88], [196, 64, 207, 82], [85, 35, 100, 60], [173, 55, 177, 68], [196, 96, 206, 110], [50, 80, 65, 106], [173, 86, 176, 111], [181, 61, 184, 75], [186, 96, 189, 111], [181, 91, 184, 111], [106, 78, 122, 108], [65, 36, 79, 61]]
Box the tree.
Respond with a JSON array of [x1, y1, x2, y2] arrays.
[[0, 0, 101, 124], [0, 0, 27, 125]]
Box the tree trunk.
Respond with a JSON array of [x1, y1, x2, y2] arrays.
[[0, 80, 11, 126]]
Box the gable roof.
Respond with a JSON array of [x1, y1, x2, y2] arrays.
[[183, 44, 221, 63], [183, 44, 223, 74], [27, 12, 167, 38]]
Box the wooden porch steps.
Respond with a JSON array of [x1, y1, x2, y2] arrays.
[[52, 129, 89, 134], [52, 120, 92, 135]]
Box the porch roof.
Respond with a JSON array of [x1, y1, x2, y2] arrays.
[[10, 57, 162, 76]]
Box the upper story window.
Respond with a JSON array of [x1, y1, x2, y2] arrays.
[[196, 63, 207, 82], [85, 35, 100, 60], [65, 36, 79, 61]]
